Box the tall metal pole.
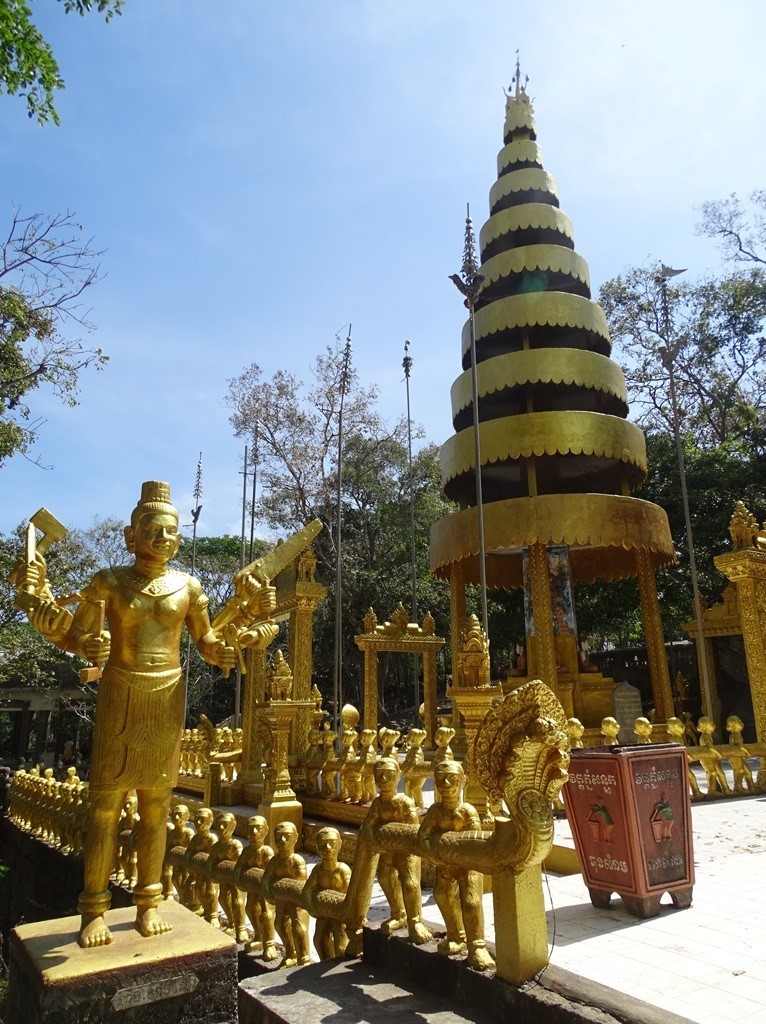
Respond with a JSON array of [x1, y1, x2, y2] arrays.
[[184, 452, 203, 718], [333, 329, 353, 741], [403, 339, 419, 713], [235, 445, 248, 728], [450, 206, 489, 639], [249, 422, 258, 562], [658, 265, 714, 718]]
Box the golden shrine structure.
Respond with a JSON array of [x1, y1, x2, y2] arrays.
[[430, 66, 676, 728], [683, 502, 766, 743]]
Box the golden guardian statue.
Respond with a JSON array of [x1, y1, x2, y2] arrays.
[[12, 481, 277, 948]]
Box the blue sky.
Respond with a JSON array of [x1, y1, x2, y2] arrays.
[[2, 0, 764, 540]]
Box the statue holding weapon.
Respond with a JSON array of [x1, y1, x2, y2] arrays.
[[9, 482, 319, 949]]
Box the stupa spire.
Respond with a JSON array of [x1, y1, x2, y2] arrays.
[[430, 78, 676, 726]]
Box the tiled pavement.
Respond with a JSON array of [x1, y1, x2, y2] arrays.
[[515, 796, 766, 1023]]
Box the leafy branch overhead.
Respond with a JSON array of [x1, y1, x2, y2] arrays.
[[0, 207, 108, 466], [599, 264, 766, 451], [0, 0, 123, 125]]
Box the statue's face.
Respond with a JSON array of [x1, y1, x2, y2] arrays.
[[128, 513, 180, 562], [218, 815, 235, 837], [317, 829, 340, 859], [435, 763, 463, 798], [171, 805, 189, 825], [248, 817, 267, 843], [274, 823, 296, 851], [373, 758, 399, 791]]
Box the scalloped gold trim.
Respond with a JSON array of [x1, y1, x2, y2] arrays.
[[489, 169, 558, 208], [497, 139, 544, 175], [450, 349, 627, 418], [497, 139, 544, 174], [440, 411, 646, 484], [479, 245, 590, 290], [504, 98, 537, 134], [480, 204, 573, 251], [461, 292, 610, 357], [429, 494, 675, 585]]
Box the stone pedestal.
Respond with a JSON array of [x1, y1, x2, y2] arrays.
[[7, 899, 237, 1024]]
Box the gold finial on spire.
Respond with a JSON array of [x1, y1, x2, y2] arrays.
[[449, 204, 485, 306], [512, 49, 529, 99]]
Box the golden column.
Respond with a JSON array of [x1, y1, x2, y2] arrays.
[[422, 646, 439, 747], [240, 646, 269, 785], [636, 549, 675, 722], [527, 542, 559, 695], [715, 546, 766, 743], [449, 561, 467, 685]]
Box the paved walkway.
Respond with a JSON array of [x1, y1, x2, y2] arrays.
[[530, 794, 766, 1023]]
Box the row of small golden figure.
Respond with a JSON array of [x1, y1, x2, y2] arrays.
[[567, 713, 765, 799], [161, 753, 494, 972], [178, 724, 244, 783], [302, 719, 459, 807], [7, 765, 89, 856]]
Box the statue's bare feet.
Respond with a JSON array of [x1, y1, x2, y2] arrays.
[[136, 906, 172, 937], [245, 938, 263, 953], [236, 928, 249, 944], [280, 956, 297, 969], [79, 914, 114, 948], [437, 937, 467, 957], [262, 942, 279, 962], [467, 943, 495, 972], [408, 920, 433, 945], [381, 915, 406, 935], [298, 954, 312, 966]]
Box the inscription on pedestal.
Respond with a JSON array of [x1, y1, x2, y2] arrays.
[[112, 972, 198, 1010], [612, 681, 643, 743]]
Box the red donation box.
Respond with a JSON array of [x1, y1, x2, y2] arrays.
[[563, 743, 694, 918]]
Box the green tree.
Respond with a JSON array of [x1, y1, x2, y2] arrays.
[[584, 264, 766, 658], [1, 207, 108, 466], [599, 264, 766, 450], [1, 0, 123, 125], [225, 348, 455, 719]]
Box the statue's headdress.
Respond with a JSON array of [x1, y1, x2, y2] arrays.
[[130, 480, 178, 527]]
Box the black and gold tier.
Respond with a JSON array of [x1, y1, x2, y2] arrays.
[[431, 77, 674, 590]]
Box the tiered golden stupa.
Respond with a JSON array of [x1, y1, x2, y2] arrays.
[[430, 67, 677, 727]]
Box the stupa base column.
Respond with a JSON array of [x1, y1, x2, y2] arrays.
[[527, 542, 558, 691], [636, 549, 674, 722]]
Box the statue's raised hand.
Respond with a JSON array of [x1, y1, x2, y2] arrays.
[[28, 598, 72, 642]]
